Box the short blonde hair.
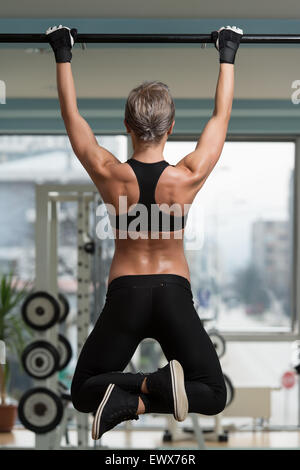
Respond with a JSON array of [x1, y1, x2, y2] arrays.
[[125, 81, 175, 143]]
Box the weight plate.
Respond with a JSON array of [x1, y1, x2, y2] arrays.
[[58, 292, 70, 324], [18, 387, 63, 434], [21, 340, 59, 380], [21, 291, 60, 331], [208, 330, 226, 358], [57, 334, 73, 371], [223, 373, 235, 408]]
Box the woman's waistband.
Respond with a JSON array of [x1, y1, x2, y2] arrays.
[[107, 273, 191, 293]]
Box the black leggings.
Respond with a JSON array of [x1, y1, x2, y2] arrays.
[[71, 274, 227, 416]]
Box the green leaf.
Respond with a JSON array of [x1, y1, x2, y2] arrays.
[[0, 271, 34, 393]]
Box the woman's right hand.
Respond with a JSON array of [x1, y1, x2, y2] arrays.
[[211, 25, 244, 64]]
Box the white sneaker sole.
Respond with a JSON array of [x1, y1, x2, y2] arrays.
[[170, 359, 188, 421], [92, 383, 115, 440]]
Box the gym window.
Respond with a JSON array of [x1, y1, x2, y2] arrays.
[[165, 138, 296, 340]]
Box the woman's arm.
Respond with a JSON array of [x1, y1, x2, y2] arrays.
[[179, 63, 234, 177], [56, 63, 119, 180], [177, 25, 243, 189], [47, 25, 119, 184]]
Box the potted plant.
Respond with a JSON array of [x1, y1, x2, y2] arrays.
[[0, 271, 32, 432]]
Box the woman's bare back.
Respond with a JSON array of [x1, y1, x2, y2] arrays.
[[94, 159, 198, 284]]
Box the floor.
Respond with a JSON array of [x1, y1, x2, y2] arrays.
[[1, 426, 300, 450]]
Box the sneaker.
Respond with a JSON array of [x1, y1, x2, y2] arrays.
[[91, 383, 139, 440], [146, 359, 188, 421]]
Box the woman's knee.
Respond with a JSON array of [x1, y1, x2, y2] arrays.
[[70, 390, 92, 413], [70, 376, 107, 413], [191, 385, 227, 416], [212, 386, 227, 415], [70, 387, 85, 412], [212, 396, 227, 415], [198, 398, 226, 416], [70, 380, 91, 413]]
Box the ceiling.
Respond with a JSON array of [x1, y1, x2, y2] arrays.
[[1, 0, 300, 19]]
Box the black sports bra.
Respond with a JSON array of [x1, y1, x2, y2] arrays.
[[108, 158, 188, 232]]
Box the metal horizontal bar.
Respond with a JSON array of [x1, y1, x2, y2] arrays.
[[0, 33, 300, 44]]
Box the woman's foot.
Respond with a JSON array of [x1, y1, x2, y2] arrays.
[[92, 384, 141, 440], [145, 359, 188, 422]]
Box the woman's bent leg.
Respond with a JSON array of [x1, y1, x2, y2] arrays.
[[70, 283, 151, 413], [144, 279, 227, 416]]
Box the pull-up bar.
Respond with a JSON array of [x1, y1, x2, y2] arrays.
[[0, 33, 300, 44]]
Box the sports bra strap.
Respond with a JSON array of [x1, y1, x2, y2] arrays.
[[126, 158, 169, 207]]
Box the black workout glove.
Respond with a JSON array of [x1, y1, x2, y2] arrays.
[[211, 25, 243, 64], [46, 25, 78, 63]]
